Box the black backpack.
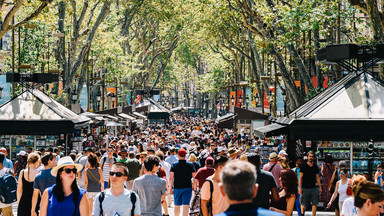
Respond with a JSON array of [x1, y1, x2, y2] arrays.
[[101, 156, 117, 171], [98, 190, 137, 216]]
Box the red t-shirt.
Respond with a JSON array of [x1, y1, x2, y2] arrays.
[[194, 167, 215, 188]]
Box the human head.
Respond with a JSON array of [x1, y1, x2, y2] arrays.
[[307, 151, 315, 162], [220, 160, 257, 202], [0, 152, 4, 165], [110, 162, 128, 186], [27, 152, 40, 167], [170, 147, 176, 155], [280, 169, 298, 197], [269, 152, 278, 162], [41, 152, 55, 167], [188, 153, 197, 162], [120, 149, 128, 158], [205, 156, 214, 167], [155, 151, 165, 161], [129, 151, 135, 159], [147, 149, 155, 156], [88, 153, 99, 168], [107, 146, 115, 157], [296, 157, 303, 168], [178, 148, 187, 159], [214, 155, 229, 170], [0, 148, 7, 156], [144, 155, 160, 172], [353, 180, 384, 215], [247, 152, 261, 170], [239, 154, 248, 162]]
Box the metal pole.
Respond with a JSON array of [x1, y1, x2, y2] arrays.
[[11, 18, 15, 97]]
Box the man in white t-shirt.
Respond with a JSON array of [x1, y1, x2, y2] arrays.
[[93, 162, 140, 216], [0, 152, 15, 216]]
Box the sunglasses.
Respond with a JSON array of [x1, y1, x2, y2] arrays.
[[108, 150, 114, 152], [140, 156, 145, 158], [109, 171, 124, 177], [63, 168, 77, 174]]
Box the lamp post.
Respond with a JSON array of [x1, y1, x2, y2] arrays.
[[282, 91, 287, 117], [111, 92, 116, 108], [245, 96, 249, 109], [255, 93, 260, 107], [96, 91, 101, 111], [0, 87, 3, 100], [238, 94, 243, 107], [230, 95, 235, 107], [72, 89, 78, 104]]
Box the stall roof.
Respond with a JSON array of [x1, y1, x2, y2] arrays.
[[132, 112, 147, 120], [234, 106, 269, 120], [0, 89, 90, 134], [118, 113, 136, 121], [289, 72, 384, 119], [136, 98, 170, 119], [254, 123, 288, 138]]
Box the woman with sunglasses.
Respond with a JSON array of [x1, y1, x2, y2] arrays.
[[327, 168, 352, 212], [40, 157, 89, 216]]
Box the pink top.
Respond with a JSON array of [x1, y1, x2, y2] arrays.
[[263, 162, 283, 188]]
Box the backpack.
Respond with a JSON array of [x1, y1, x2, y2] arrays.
[[189, 179, 214, 216], [98, 190, 137, 216], [0, 168, 17, 204], [101, 156, 117, 171]]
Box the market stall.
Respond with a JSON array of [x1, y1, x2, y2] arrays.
[[0, 89, 90, 161]]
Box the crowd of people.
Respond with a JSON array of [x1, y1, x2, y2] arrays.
[[0, 116, 384, 216]]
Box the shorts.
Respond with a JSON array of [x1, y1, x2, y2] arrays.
[[300, 188, 319, 207], [174, 188, 192, 206], [87, 192, 100, 199]]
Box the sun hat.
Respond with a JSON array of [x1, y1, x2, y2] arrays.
[[269, 152, 278, 160], [51, 156, 83, 177]]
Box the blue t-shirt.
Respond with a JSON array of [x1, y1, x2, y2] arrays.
[[377, 176, 384, 190], [34, 168, 56, 194], [47, 185, 86, 216]]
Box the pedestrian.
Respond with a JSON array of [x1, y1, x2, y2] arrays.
[[156, 151, 172, 211], [299, 151, 322, 216], [14, 151, 28, 180], [92, 162, 141, 216], [169, 148, 196, 216], [352, 180, 384, 216], [126, 151, 142, 190], [117, 148, 128, 163], [321, 154, 335, 206], [340, 175, 366, 216], [263, 152, 283, 188], [270, 169, 298, 216], [99, 146, 117, 189], [0, 152, 15, 216], [374, 164, 384, 189], [76, 148, 92, 189], [188, 153, 200, 173], [0, 148, 14, 171], [31, 152, 57, 216], [292, 156, 303, 216], [40, 156, 89, 216], [193, 156, 215, 189], [329, 161, 348, 216], [17, 152, 40, 216], [84, 153, 104, 215], [327, 168, 352, 213], [132, 155, 167, 216], [201, 155, 229, 216], [214, 160, 284, 216], [247, 152, 279, 209], [165, 147, 178, 166]]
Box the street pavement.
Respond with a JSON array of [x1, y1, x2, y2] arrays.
[[12, 201, 336, 216]]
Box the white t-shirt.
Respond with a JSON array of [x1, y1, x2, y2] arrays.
[[0, 167, 13, 208], [341, 197, 357, 216], [93, 189, 141, 216], [100, 156, 116, 182], [159, 161, 171, 181], [338, 179, 351, 202]]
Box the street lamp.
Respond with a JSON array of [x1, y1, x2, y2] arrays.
[[238, 94, 243, 107], [245, 96, 249, 109], [230, 95, 235, 106], [72, 89, 78, 104], [0, 87, 3, 100], [255, 93, 260, 106], [282, 91, 287, 116]]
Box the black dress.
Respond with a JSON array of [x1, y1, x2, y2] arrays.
[[17, 170, 39, 216]]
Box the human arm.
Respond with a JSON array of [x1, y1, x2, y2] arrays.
[[39, 189, 49, 216], [14, 161, 18, 173], [316, 173, 322, 194], [200, 180, 211, 216], [98, 168, 104, 191], [329, 171, 336, 190], [193, 178, 199, 191], [270, 194, 296, 216], [79, 192, 90, 216], [299, 172, 303, 195], [169, 171, 174, 193], [84, 169, 88, 191], [327, 181, 340, 208], [271, 187, 279, 202], [31, 188, 40, 216], [17, 170, 24, 205], [201, 199, 210, 216]]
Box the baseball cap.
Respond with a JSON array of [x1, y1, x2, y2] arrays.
[[17, 151, 27, 156], [178, 148, 187, 157], [218, 147, 226, 152], [269, 152, 278, 160], [279, 150, 288, 156], [206, 156, 214, 165]]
